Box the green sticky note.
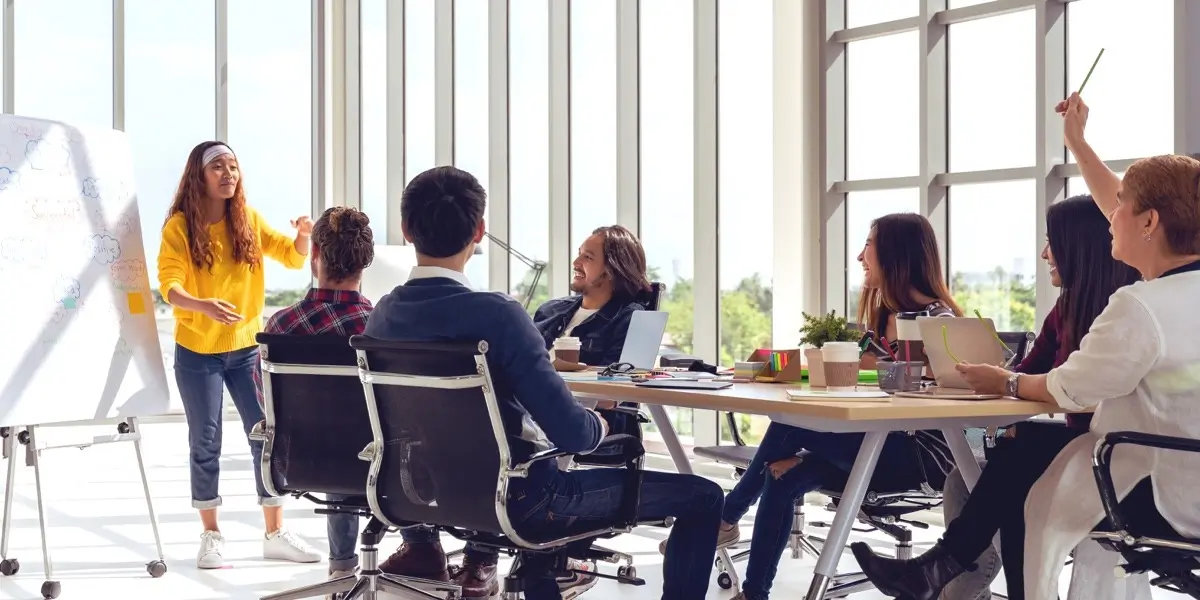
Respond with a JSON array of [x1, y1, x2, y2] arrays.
[[62, 297, 76, 310]]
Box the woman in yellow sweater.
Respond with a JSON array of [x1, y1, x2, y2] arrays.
[[158, 141, 322, 569]]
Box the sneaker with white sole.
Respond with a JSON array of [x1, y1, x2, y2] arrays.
[[558, 559, 599, 600], [659, 523, 740, 555], [263, 528, 323, 563], [327, 568, 358, 600], [197, 530, 225, 569]]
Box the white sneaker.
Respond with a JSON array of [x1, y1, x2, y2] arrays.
[[327, 569, 357, 600], [659, 523, 740, 555], [197, 530, 225, 569], [263, 528, 322, 563], [558, 559, 599, 599]]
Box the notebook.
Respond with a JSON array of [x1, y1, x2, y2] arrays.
[[635, 379, 733, 390]]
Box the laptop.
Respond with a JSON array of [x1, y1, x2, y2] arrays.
[[893, 316, 1007, 400], [618, 310, 670, 369], [360, 245, 418, 304]]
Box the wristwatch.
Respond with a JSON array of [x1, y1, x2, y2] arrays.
[[1005, 372, 1021, 398]]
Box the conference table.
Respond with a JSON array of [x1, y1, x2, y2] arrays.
[[566, 378, 1060, 600]]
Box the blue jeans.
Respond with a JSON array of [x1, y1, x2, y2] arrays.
[[174, 344, 282, 509], [723, 422, 812, 524], [513, 468, 723, 600], [739, 427, 919, 600]]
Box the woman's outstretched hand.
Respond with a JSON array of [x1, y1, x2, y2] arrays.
[[290, 215, 314, 238], [1056, 92, 1090, 150], [196, 298, 243, 324]]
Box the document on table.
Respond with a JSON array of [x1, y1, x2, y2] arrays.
[[786, 389, 891, 402]]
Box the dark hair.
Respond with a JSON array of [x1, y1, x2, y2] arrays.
[[591, 225, 652, 298], [856, 213, 962, 327], [166, 141, 259, 270], [1123, 154, 1200, 255], [400, 166, 487, 258], [312, 207, 375, 282], [1047, 195, 1141, 355]]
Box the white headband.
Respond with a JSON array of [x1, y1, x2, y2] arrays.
[[202, 144, 235, 166]]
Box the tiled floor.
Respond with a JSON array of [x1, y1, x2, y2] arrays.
[[0, 419, 1172, 599]]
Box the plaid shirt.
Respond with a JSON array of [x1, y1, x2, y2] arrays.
[[255, 288, 373, 407]]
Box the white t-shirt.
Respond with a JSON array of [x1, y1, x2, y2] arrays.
[[563, 308, 598, 338]]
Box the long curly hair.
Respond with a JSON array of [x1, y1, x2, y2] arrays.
[[165, 141, 261, 271]]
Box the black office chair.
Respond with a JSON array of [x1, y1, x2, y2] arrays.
[[250, 333, 457, 600], [349, 336, 667, 598], [574, 281, 666, 469], [1089, 431, 1200, 598]]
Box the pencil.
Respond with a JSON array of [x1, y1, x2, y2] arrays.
[[1078, 48, 1105, 94]]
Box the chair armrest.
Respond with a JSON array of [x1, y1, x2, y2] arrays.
[[1092, 431, 1200, 534], [584, 434, 645, 462], [249, 420, 269, 443], [606, 405, 651, 423], [510, 447, 572, 473]]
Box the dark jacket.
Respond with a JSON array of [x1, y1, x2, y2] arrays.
[[364, 277, 605, 492], [533, 295, 644, 367]]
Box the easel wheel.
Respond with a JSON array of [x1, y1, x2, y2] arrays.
[[40, 580, 60, 599], [0, 558, 18, 575], [147, 560, 167, 578]]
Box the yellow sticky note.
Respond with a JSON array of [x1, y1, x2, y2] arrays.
[[127, 292, 145, 315]]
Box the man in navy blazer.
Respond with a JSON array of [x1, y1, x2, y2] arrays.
[[365, 166, 724, 600]]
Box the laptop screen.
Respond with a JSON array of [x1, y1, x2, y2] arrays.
[[618, 311, 670, 369]]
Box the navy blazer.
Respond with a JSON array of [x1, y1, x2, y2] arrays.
[[533, 295, 644, 367]]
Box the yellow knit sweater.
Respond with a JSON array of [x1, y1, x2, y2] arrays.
[[157, 208, 306, 354]]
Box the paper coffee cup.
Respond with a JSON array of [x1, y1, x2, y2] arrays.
[[553, 337, 581, 364], [822, 342, 860, 391]]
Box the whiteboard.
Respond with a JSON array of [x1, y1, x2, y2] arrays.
[[0, 114, 170, 427]]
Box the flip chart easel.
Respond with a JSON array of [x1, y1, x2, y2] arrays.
[[0, 114, 171, 599]]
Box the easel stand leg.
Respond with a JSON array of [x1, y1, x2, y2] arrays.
[[128, 418, 167, 577], [0, 427, 19, 576], [25, 426, 61, 599]]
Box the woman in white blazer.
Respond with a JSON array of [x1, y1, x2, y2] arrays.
[[956, 151, 1200, 600]]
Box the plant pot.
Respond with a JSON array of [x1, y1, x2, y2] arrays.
[[804, 348, 826, 387]]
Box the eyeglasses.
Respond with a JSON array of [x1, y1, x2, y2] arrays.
[[600, 362, 651, 377]]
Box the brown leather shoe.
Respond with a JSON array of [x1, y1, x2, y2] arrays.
[[448, 560, 500, 598], [379, 541, 449, 581]]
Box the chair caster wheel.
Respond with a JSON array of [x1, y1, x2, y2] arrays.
[[41, 580, 61, 599], [717, 572, 733, 590], [147, 560, 167, 578], [0, 558, 19, 576], [617, 566, 636, 579]]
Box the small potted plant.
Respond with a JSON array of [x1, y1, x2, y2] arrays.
[[798, 310, 862, 387]]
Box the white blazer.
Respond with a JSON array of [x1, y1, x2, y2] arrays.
[[1025, 264, 1200, 600]]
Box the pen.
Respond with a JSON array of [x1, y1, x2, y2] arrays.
[[878, 336, 899, 361], [1078, 48, 1104, 94]]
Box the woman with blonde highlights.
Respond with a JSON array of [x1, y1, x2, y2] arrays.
[[157, 140, 321, 569]]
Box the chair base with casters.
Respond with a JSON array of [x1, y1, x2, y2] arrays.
[[1088, 431, 1200, 599], [258, 506, 460, 600]]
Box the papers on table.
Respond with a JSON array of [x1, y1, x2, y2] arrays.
[[786, 389, 892, 402]]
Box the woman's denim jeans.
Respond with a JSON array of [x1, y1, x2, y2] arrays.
[[174, 343, 283, 509]]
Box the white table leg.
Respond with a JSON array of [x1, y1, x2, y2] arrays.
[[941, 428, 982, 489], [804, 431, 888, 600], [646, 404, 693, 475]]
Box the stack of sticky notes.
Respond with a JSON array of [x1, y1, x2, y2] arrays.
[[734, 361, 766, 379]]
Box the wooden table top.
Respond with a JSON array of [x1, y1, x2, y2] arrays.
[[566, 379, 1061, 421]]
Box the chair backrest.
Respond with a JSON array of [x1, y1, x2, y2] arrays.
[[997, 331, 1035, 366], [349, 335, 509, 536], [633, 282, 667, 311], [257, 333, 372, 497]]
